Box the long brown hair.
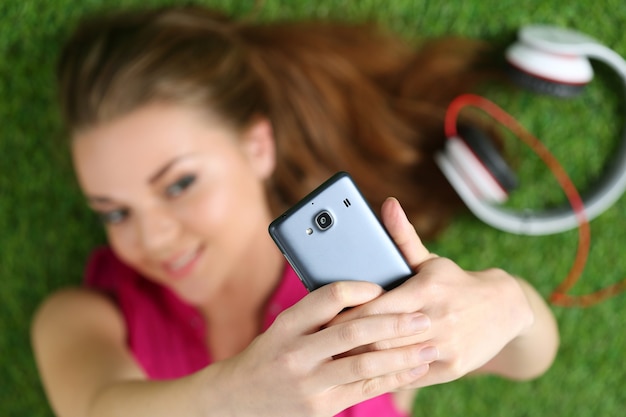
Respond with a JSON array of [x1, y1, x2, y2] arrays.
[[58, 5, 496, 240]]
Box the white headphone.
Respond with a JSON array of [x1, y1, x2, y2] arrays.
[[435, 25, 626, 235]]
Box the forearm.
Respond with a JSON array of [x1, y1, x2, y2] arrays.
[[88, 366, 226, 417], [478, 277, 559, 380]]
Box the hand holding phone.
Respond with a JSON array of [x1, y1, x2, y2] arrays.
[[268, 172, 412, 291]]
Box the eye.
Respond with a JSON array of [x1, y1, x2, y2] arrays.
[[165, 174, 196, 198], [97, 208, 129, 225]]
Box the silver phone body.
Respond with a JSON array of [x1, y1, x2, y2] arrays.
[[268, 172, 412, 292]]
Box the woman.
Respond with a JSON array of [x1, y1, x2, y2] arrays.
[[31, 5, 559, 417]]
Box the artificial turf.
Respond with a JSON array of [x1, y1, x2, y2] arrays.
[[1, 0, 625, 415]]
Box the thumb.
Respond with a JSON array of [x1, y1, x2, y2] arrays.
[[381, 197, 436, 270]]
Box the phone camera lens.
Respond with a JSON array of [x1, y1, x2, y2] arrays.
[[315, 211, 333, 231]]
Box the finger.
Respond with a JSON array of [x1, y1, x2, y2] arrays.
[[381, 197, 437, 270], [335, 332, 435, 358], [275, 281, 384, 335], [316, 344, 438, 388], [394, 360, 455, 390], [326, 361, 431, 409], [310, 312, 431, 359]]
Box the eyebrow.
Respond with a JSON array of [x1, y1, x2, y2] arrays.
[[86, 195, 115, 205], [85, 155, 191, 206], [148, 155, 189, 184]]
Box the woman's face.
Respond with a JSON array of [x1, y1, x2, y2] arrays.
[[72, 103, 277, 305]]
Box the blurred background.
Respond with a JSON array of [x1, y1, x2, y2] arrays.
[[1, 0, 624, 415]]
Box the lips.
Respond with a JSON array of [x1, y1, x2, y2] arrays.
[[162, 246, 203, 280]]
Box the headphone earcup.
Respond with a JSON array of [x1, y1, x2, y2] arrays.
[[459, 125, 519, 193], [505, 28, 594, 98], [440, 126, 518, 204], [507, 64, 586, 97]]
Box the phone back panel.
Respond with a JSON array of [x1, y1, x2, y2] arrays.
[[269, 172, 412, 291]]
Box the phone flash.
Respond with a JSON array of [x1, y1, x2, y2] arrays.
[[306, 228, 313, 235]]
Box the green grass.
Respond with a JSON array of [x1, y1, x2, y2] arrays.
[[2, 0, 625, 415]]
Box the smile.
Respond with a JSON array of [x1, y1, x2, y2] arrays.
[[163, 246, 203, 279]]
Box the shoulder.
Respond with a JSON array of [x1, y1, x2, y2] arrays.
[[31, 287, 146, 416], [31, 286, 126, 345]]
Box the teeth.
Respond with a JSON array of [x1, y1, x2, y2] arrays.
[[170, 250, 197, 271]]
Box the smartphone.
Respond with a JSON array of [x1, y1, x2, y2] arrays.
[[268, 171, 412, 292]]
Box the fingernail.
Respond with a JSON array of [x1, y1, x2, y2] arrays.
[[411, 314, 430, 332], [419, 346, 439, 362]]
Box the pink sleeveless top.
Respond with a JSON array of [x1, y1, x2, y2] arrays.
[[84, 247, 409, 417]]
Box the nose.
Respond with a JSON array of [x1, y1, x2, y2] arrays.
[[136, 204, 180, 255]]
